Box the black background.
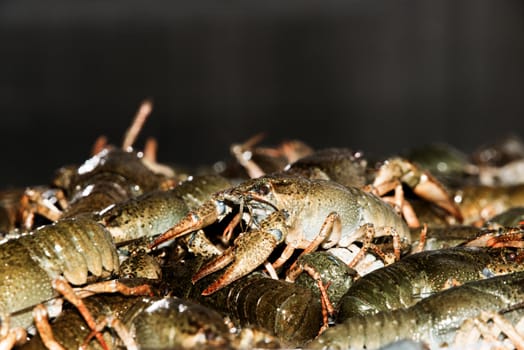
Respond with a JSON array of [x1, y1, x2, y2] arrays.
[[1, 0, 523, 188]]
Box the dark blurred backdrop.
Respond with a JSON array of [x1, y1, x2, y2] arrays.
[[1, 0, 523, 188]]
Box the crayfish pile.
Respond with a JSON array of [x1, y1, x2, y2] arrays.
[[2, 100, 524, 350]]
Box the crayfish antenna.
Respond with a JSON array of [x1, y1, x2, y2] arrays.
[[91, 136, 108, 156], [122, 98, 153, 152]]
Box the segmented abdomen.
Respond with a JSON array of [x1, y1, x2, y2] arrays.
[[0, 216, 119, 329], [164, 253, 323, 347], [337, 246, 524, 321], [200, 273, 323, 347], [310, 271, 524, 350]]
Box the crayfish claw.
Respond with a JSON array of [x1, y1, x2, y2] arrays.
[[200, 265, 242, 296], [192, 247, 235, 284], [149, 199, 223, 249], [411, 173, 464, 222], [198, 229, 279, 295], [373, 157, 463, 224], [150, 212, 202, 248]]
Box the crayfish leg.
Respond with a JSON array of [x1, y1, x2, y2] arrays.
[[454, 310, 524, 349], [263, 261, 279, 280], [81, 315, 138, 350], [318, 281, 333, 337], [141, 137, 176, 179], [384, 226, 402, 261], [286, 262, 335, 336], [393, 183, 421, 228], [346, 224, 400, 270], [372, 183, 422, 228], [411, 223, 428, 254], [121, 99, 152, 152], [272, 244, 297, 270], [33, 304, 65, 350], [52, 277, 133, 350], [317, 212, 343, 250], [20, 188, 64, 228], [143, 137, 157, 163], [375, 225, 402, 263], [0, 314, 27, 350], [221, 211, 242, 244], [347, 224, 375, 269], [56, 278, 145, 350], [74, 279, 154, 299], [52, 277, 110, 350], [230, 140, 266, 179]]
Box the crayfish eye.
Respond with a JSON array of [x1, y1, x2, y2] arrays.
[[215, 200, 227, 215], [269, 228, 283, 243], [505, 251, 517, 262], [255, 182, 271, 196]]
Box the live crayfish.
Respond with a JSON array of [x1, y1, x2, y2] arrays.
[[0, 170, 236, 349], [233, 143, 463, 229], [0, 101, 207, 348], [99, 173, 231, 246], [487, 207, 524, 228], [18, 292, 140, 350], [336, 245, 524, 321], [151, 173, 412, 295], [0, 217, 120, 332], [282, 240, 524, 339], [403, 140, 524, 226], [162, 251, 323, 347], [309, 270, 524, 350], [20, 288, 282, 350], [4, 118, 524, 350], [454, 184, 524, 226], [53, 101, 176, 220], [1, 99, 174, 233], [57, 146, 173, 219]]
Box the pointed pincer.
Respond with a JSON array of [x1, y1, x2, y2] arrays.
[[149, 198, 227, 249], [411, 171, 464, 222], [195, 210, 288, 295], [374, 157, 464, 223], [197, 229, 280, 295]]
